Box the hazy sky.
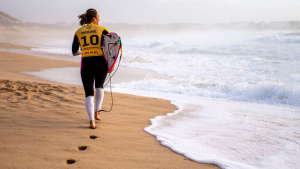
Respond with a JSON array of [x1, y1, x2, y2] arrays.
[[1, 0, 300, 24]]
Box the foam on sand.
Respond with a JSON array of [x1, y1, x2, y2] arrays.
[[111, 88, 300, 169], [146, 99, 300, 169]]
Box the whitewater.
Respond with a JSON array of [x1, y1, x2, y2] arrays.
[[20, 30, 300, 169]]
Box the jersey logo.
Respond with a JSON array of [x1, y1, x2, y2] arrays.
[[86, 24, 92, 30]]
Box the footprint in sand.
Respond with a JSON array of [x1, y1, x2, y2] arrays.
[[66, 159, 76, 164], [65, 146, 88, 164], [90, 135, 97, 139], [78, 146, 87, 151]]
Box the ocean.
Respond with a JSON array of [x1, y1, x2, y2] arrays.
[[18, 29, 300, 169]]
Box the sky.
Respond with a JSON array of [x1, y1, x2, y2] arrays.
[[0, 0, 300, 24]]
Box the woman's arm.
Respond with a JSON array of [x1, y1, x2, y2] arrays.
[[101, 27, 110, 47], [72, 35, 82, 56]]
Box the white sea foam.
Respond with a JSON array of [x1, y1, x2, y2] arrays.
[[110, 88, 300, 169], [31, 47, 71, 55], [26, 39, 73, 56], [146, 99, 300, 169], [254, 32, 300, 44], [116, 79, 300, 106]]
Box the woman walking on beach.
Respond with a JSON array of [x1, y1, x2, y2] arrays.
[[72, 8, 109, 129]]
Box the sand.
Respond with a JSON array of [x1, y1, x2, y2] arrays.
[[0, 42, 220, 168]]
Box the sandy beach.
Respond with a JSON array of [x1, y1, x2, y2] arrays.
[[0, 42, 220, 168]]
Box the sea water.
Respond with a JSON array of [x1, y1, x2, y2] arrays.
[[22, 30, 300, 169]]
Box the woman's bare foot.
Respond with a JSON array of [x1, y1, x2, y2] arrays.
[[90, 120, 96, 129], [95, 111, 101, 121]]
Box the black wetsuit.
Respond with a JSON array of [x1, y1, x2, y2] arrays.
[[72, 24, 109, 97]]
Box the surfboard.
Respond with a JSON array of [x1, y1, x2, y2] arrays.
[[102, 32, 122, 73]]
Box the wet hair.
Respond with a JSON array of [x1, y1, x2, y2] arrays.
[[78, 8, 98, 26]]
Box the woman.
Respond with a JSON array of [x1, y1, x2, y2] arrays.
[[72, 8, 109, 129]]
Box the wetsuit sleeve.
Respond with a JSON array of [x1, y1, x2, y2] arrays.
[[103, 27, 109, 34], [101, 27, 110, 47], [72, 34, 82, 56]]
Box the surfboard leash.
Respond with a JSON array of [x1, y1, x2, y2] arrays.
[[100, 77, 114, 112], [102, 37, 122, 112]]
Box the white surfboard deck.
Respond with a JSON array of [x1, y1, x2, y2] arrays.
[[102, 32, 121, 72]]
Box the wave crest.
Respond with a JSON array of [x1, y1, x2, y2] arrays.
[[116, 79, 300, 107]]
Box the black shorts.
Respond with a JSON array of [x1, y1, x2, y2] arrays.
[[81, 56, 108, 97]]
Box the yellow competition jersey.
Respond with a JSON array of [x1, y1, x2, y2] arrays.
[[74, 23, 109, 57]]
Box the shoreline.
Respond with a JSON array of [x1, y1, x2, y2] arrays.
[[0, 42, 220, 168], [0, 41, 169, 85]]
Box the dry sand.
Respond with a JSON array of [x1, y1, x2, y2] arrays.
[[0, 42, 220, 168]]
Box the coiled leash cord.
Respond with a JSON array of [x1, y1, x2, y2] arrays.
[[100, 37, 122, 112]]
